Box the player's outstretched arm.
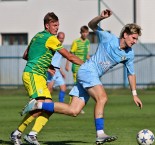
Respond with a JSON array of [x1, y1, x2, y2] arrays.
[[88, 9, 112, 31], [128, 74, 143, 109], [58, 48, 84, 65]]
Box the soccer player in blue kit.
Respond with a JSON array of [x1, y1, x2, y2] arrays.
[[22, 9, 143, 144]]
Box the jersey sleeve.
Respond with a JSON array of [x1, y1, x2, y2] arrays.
[[70, 40, 77, 53], [95, 26, 112, 43], [45, 35, 63, 51], [124, 55, 135, 75]]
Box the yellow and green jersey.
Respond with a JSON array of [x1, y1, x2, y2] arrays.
[[71, 38, 90, 73], [24, 30, 63, 79]]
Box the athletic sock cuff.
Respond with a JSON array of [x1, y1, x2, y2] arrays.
[[42, 102, 54, 112]]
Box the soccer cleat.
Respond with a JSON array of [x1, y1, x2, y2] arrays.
[[24, 134, 40, 145], [10, 131, 22, 145], [96, 134, 118, 145], [21, 99, 38, 116]]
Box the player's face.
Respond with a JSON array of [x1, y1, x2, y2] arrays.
[[81, 30, 89, 40], [124, 33, 139, 47], [46, 20, 59, 35]]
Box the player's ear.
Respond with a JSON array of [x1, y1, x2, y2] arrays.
[[45, 23, 49, 29], [123, 32, 128, 39]]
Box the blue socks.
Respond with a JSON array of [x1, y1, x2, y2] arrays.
[[95, 118, 104, 131], [42, 102, 54, 112], [59, 91, 65, 102], [41, 90, 65, 113]]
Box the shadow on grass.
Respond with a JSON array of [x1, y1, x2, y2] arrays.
[[43, 141, 116, 145], [0, 140, 13, 145], [43, 140, 88, 145], [0, 140, 89, 145]]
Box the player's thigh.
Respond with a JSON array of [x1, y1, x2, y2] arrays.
[[87, 85, 108, 101], [22, 72, 52, 99]]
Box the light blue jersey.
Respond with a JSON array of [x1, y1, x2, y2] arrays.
[[47, 51, 65, 86], [85, 26, 135, 77], [51, 51, 63, 68], [69, 26, 135, 103]]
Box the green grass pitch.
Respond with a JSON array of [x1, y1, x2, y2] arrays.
[[0, 87, 155, 145]]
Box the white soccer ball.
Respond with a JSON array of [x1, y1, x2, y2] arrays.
[[137, 129, 155, 145]]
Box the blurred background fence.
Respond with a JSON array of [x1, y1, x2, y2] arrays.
[[0, 43, 155, 88]]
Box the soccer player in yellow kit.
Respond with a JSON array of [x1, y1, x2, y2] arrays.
[[66, 25, 90, 83], [10, 12, 83, 145]]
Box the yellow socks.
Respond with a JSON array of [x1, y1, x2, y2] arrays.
[[18, 113, 35, 133], [31, 112, 50, 134]]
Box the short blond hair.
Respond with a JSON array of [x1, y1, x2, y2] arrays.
[[120, 23, 142, 38]]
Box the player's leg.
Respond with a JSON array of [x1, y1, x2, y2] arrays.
[[24, 111, 52, 145], [49, 82, 88, 116], [59, 84, 66, 102], [47, 81, 54, 94], [47, 71, 54, 94], [53, 96, 85, 116], [27, 96, 85, 116], [22, 83, 88, 116], [10, 72, 43, 145], [70, 72, 85, 114], [23, 101, 48, 145], [10, 112, 35, 145], [53, 70, 66, 102], [24, 74, 53, 145], [87, 85, 117, 144], [77, 66, 117, 144]]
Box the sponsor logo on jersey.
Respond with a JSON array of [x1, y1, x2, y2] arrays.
[[99, 61, 111, 71], [121, 56, 126, 61]]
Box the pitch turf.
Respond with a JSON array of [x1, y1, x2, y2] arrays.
[[0, 87, 155, 145]]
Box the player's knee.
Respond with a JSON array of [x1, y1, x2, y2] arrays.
[[69, 109, 80, 117], [97, 96, 108, 104]]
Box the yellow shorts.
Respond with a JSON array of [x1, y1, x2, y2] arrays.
[[22, 72, 52, 99]]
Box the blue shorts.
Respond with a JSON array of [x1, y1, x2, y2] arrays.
[[69, 63, 102, 103], [47, 69, 65, 87]]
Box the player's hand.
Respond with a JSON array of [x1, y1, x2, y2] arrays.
[[48, 65, 56, 76], [133, 95, 143, 109], [101, 9, 112, 19], [48, 69, 55, 76]]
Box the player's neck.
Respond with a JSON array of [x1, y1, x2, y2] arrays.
[[119, 38, 128, 50], [80, 37, 86, 41]]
